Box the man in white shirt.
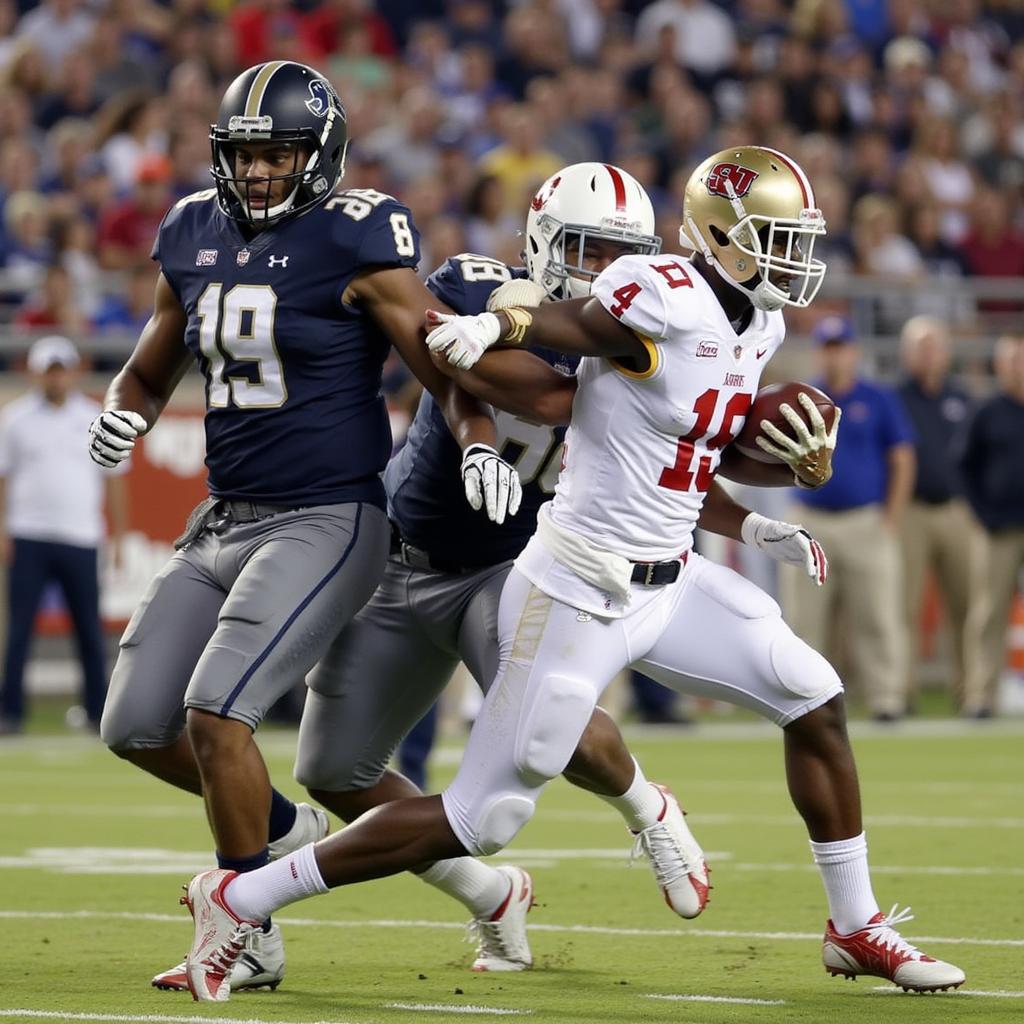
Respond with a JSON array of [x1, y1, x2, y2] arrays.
[[0, 336, 127, 734]]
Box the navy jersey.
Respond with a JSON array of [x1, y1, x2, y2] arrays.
[[153, 187, 422, 508], [386, 254, 577, 566]]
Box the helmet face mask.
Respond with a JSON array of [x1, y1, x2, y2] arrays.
[[537, 218, 662, 299], [210, 62, 348, 226], [525, 163, 661, 301], [682, 146, 827, 311]]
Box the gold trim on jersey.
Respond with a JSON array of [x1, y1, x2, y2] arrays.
[[609, 332, 661, 381], [245, 61, 287, 118]]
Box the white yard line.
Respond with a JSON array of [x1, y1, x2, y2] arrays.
[[0, 909, 1019, 948], [530, 810, 1024, 828], [871, 987, 1024, 998], [384, 1005, 529, 1015], [0, 1013, 356, 1024], [644, 994, 785, 1005]]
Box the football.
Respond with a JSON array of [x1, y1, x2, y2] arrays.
[[733, 381, 837, 462]]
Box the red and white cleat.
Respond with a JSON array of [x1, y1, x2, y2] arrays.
[[823, 905, 966, 993], [468, 865, 534, 972], [181, 869, 258, 1001], [152, 922, 285, 993], [631, 784, 710, 919]]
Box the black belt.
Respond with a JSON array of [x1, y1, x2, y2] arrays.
[[389, 525, 481, 575], [215, 500, 304, 523], [630, 550, 688, 586]]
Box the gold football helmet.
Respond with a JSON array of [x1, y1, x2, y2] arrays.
[[680, 146, 827, 311]]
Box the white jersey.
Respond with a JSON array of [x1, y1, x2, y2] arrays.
[[549, 253, 785, 562]]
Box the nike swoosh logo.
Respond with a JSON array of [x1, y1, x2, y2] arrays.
[[756, 348, 768, 359]]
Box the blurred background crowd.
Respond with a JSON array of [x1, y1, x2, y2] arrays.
[[0, 0, 1022, 740]]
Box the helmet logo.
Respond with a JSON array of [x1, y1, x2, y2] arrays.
[[305, 79, 333, 118], [531, 175, 562, 211], [706, 162, 759, 199]]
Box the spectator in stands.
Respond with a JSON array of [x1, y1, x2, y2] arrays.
[[2, 190, 52, 300], [897, 316, 980, 711], [0, 335, 128, 736], [14, 261, 87, 335], [93, 90, 166, 195], [15, 0, 95, 73], [781, 316, 916, 721], [958, 186, 1024, 312], [960, 335, 1024, 718], [53, 214, 102, 320], [35, 46, 100, 130], [479, 103, 562, 214], [96, 155, 172, 272], [635, 0, 737, 89]]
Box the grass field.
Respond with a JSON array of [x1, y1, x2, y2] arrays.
[[2, 709, 1022, 1024]]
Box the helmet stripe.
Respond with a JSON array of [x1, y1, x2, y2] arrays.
[[245, 60, 288, 118], [603, 164, 627, 212], [760, 147, 814, 209]]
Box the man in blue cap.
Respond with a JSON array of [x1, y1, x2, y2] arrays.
[[781, 315, 916, 721]]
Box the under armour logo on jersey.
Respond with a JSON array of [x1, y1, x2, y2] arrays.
[[706, 162, 759, 199], [195, 249, 218, 267], [268, 255, 290, 268]]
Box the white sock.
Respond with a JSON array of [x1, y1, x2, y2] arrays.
[[597, 758, 666, 831], [809, 832, 880, 935], [225, 842, 328, 923], [417, 857, 510, 917]]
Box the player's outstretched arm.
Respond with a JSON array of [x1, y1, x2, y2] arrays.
[[429, 347, 577, 427], [88, 273, 193, 468], [426, 295, 647, 370], [352, 265, 523, 523]]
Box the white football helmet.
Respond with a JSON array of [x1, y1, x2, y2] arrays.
[[680, 146, 827, 311], [524, 162, 661, 300]]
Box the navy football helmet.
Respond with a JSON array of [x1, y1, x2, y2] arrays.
[[210, 61, 348, 224]]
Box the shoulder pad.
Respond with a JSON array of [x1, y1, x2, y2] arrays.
[[593, 254, 703, 341], [426, 253, 517, 315], [152, 188, 219, 264], [323, 189, 421, 270]]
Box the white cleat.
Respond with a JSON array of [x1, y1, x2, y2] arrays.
[[268, 802, 329, 860], [468, 865, 534, 972], [181, 869, 258, 1001], [823, 905, 966, 993], [152, 922, 285, 993], [630, 783, 710, 919]]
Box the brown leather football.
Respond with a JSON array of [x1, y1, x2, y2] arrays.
[[733, 381, 837, 463]]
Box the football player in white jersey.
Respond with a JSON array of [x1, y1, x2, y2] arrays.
[[177, 148, 965, 997]]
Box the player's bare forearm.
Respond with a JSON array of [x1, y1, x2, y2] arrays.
[[356, 265, 498, 447], [105, 274, 191, 428], [430, 348, 577, 427], [884, 444, 916, 529], [718, 446, 801, 487], [697, 480, 750, 541], [494, 297, 646, 360]]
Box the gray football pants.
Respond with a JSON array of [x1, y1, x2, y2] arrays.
[[295, 554, 510, 792], [101, 502, 389, 749]]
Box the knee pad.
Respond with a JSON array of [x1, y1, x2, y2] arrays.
[[472, 793, 537, 856], [513, 673, 597, 786], [770, 628, 842, 700]]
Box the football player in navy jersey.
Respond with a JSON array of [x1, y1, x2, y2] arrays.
[[85, 61, 522, 994]]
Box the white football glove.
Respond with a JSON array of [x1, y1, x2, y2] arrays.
[[486, 278, 547, 312], [755, 391, 842, 488], [741, 511, 828, 586], [426, 308, 502, 370], [88, 409, 148, 468], [461, 443, 523, 525]]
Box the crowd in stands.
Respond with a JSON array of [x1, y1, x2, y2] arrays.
[[0, 0, 1021, 350]]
